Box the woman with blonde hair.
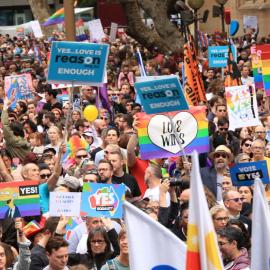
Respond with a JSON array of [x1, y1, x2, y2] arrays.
[[44, 125, 62, 153], [210, 205, 229, 231]]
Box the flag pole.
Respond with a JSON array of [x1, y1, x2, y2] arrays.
[[64, 80, 74, 142]]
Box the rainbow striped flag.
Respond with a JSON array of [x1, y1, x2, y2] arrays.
[[251, 46, 264, 90], [137, 106, 209, 160], [256, 44, 270, 96], [42, 7, 64, 27], [0, 181, 40, 219]]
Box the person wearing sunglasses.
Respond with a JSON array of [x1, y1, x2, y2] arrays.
[[240, 138, 253, 156], [223, 189, 252, 235], [201, 145, 234, 202], [38, 163, 52, 184]]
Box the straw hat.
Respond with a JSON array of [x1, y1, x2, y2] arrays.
[[209, 145, 234, 162]]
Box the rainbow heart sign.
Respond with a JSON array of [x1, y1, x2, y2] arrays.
[[137, 106, 209, 159], [81, 183, 125, 218]]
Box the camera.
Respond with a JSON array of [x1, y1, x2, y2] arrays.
[[162, 177, 182, 187]]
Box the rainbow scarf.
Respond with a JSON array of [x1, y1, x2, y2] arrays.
[[42, 8, 64, 27]]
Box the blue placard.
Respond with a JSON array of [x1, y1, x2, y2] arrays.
[[48, 41, 109, 86], [230, 160, 270, 186], [208, 46, 237, 68], [134, 77, 188, 114], [81, 183, 125, 218]]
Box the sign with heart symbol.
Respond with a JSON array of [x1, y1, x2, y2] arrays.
[[148, 112, 198, 154]]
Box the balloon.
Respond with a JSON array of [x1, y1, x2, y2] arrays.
[[83, 105, 98, 122], [230, 20, 239, 36]]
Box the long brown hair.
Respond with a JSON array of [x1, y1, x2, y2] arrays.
[[0, 242, 15, 268]]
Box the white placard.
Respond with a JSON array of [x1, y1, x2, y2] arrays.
[[88, 19, 105, 42], [243, 15, 258, 30], [109, 22, 118, 42], [30, 20, 43, 38], [49, 192, 81, 217]]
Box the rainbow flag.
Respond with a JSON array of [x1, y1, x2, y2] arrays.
[[251, 45, 264, 90], [0, 181, 40, 219], [42, 7, 64, 27], [256, 44, 270, 96], [137, 106, 209, 160]]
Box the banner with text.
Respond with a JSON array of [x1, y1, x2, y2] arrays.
[[0, 181, 40, 219], [208, 45, 237, 68], [137, 106, 209, 160], [225, 84, 260, 130], [81, 183, 125, 218], [135, 76, 188, 114], [48, 41, 109, 86], [230, 160, 269, 186]]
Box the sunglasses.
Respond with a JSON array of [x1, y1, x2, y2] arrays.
[[244, 143, 251, 147], [214, 217, 229, 222], [76, 154, 88, 159], [219, 128, 228, 131], [40, 173, 52, 179], [214, 153, 228, 159], [100, 117, 108, 120], [218, 109, 226, 112], [226, 197, 244, 203]]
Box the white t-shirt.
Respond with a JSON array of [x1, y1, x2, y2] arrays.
[[143, 185, 171, 207]]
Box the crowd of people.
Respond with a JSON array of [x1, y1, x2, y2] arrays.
[[0, 21, 269, 270]]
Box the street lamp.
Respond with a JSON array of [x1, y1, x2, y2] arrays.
[[188, 0, 205, 53], [215, 0, 228, 35]]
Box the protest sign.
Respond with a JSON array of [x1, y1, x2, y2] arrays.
[[109, 22, 118, 42], [0, 181, 40, 219], [137, 106, 209, 160], [256, 44, 270, 96], [5, 74, 34, 109], [251, 45, 264, 90], [49, 192, 81, 217], [81, 183, 125, 218], [30, 21, 43, 38], [243, 15, 258, 30], [47, 41, 109, 86], [135, 76, 188, 114], [88, 19, 105, 42], [75, 19, 87, 41], [65, 217, 84, 240], [208, 45, 237, 68], [225, 84, 260, 130], [230, 160, 269, 186]]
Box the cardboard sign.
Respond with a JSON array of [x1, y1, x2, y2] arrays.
[[49, 192, 81, 217], [225, 84, 260, 130], [243, 15, 258, 30], [81, 183, 125, 218], [230, 160, 270, 186], [208, 45, 237, 68], [137, 106, 209, 160], [0, 181, 40, 219], [109, 22, 118, 42], [88, 19, 105, 42], [135, 76, 188, 114], [47, 41, 109, 86], [30, 21, 43, 38], [5, 74, 34, 109]]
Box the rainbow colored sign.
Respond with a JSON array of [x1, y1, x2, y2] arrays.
[[251, 45, 264, 90], [137, 106, 209, 160], [256, 44, 270, 96], [0, 181, 40, 219]]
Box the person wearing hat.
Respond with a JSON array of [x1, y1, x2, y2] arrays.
[[200, 145, 234, 202]]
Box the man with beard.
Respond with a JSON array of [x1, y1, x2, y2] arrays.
[[200, 145, 234, 202], [97, 159, 114, 184]]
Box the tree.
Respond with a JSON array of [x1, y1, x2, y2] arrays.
[[28, 0, 55, 37], [119, 0, 183, 53]]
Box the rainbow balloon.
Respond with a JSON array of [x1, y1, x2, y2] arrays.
[[137, 107, 209, 160]]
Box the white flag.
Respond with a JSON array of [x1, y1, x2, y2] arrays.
[[186, 152, 224, 270], [251, 179, 270, 270], [123, 201, 186, 270]]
